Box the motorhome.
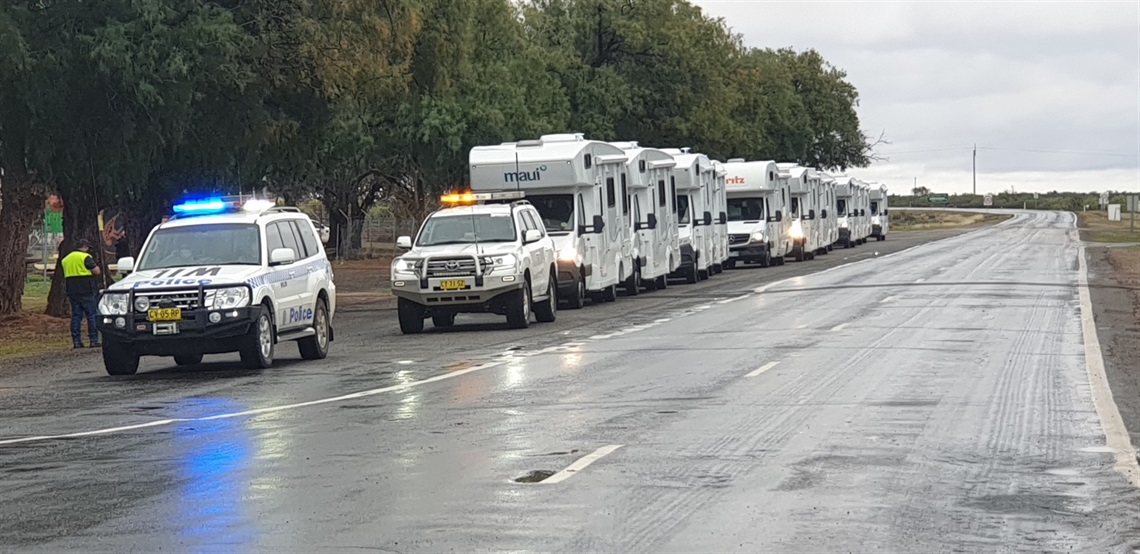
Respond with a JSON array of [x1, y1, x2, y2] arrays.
[[777, 163, 822, 261], [710, 161, 729, 273], [833, 175, 858, 248], [816, 172, 838, 254], [610, 141, 680, 291], [722, 158, 789, 267], [469, 133, 634, 308], [850, 180, 872, 245], [868, 183, 889, 241], [661, 148, 716, 282]]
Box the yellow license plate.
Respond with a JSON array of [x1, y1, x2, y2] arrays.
[[439, 279, 467, 291], [148, 307, 182, 321]]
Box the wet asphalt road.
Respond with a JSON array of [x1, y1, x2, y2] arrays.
[[2, 211, 1139, 552]]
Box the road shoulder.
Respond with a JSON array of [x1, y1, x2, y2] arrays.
[[1087, 245, 1140, 458]]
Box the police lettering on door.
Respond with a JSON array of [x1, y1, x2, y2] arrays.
[[289, 306, 314, 324]]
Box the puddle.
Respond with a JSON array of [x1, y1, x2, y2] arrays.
[[657, 410, 678, 414], [1045, 468, 1081, 477], [514, 469, 557, 483], [1079, 446, 1116, 454], [536, 449, 579, 457]]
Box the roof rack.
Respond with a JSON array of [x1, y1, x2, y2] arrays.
[[262, 206, 302, 214]]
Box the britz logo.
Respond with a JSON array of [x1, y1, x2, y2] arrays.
[[504, 165, 547, 183], [726, 176, 745, 185], [288, 306, 313, 324]]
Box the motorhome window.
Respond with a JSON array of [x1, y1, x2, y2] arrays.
[[621, 173, 629, 215], [727, 198, 765, 222], [870, 201, 880, 215], [837, 199, 848, 214], [634, 196, 641, 225], [677, 195, 691, 225], [657, 180, 666, 207], [416, 214, 516, 246], [584, 154, 592, 169], [638, 160, 646, 173], [606, 177, 616, 208], [577, 193, 586, 228], [789, 197, 800, 216], [527, 194, 575, 233], [671, 177, 678, 214]]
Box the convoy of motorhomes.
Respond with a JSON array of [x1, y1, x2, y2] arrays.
[[722, 158, 789, 268], [380, 132, 892, 331], [610, 141, 680, 291], [868, 183, 890, 241], [468, 134, 634, 308]]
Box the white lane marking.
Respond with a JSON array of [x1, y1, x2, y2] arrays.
[[0, 419, 181, 445], [795, 324, 809, 329], [914, 278, 926, 283], [1077, 245, 1140, 487], [830, 322, 849, 332], [717, 294, 751, 304], [541, 444, 624, 484], [745, 361, 780, 378], [880, 295, 898, 304]]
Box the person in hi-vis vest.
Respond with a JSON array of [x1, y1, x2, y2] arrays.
[[61, 239, 103, 348]]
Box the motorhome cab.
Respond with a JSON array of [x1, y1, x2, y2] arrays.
[[833, 175, 858, 248], [777, 163, 821, 261], [868, 183, 890, 241], [722, 158, 789, 268], [662, 148, 716, 282], [816, 172, 838, 255], [710, 161, 729, 274], [610, 142, 680, 292], [469, 134, 634, 308]]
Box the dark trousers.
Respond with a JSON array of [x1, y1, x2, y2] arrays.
[[68, 294, 99, 346]]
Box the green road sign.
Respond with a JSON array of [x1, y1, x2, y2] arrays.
[[44, 211, 62, 234], [928, 194, 949, 205]]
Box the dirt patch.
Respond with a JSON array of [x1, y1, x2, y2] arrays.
[[0, 312, 72, 360], [1078, 210, 1140, 244], [1088, 245, 1140, 450], [891, 210, 1011, 231]]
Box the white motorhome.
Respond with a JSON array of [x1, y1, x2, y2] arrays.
[[833, 175, 859, 248], [850, 181, 872, 244], [469, 133, 634, 308], [710, 161, 729, 273], [722, 158, 790, 267], [868, 183, 890, 241], [777, 163, 822, 261], [816, 172, 838, 254], [610, 141, 680, 291], [662, 148, 717, 282]]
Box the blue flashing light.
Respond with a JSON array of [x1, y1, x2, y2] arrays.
[[172, 198, 228, 216]]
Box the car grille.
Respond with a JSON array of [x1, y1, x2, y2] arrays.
[[728, 234, 751, 245], [425, 257, 477, 278], [136, 290, 200, 310]]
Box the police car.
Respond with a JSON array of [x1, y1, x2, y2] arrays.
[[391, 191, 558, 333], [96, 197, 336, 375]]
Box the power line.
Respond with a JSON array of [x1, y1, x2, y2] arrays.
[[976, 146, 1138, 158]]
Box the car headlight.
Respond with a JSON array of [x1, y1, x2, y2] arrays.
[[133, 296, 150, 312], [205, 287, 250, 310], [789, 220, 805, 239], [392, 258, 419, 275], [750, 231, 765, 244], [839, 217, 849, 229], [872, 216, 881, 225], [483, 254, 518, 273], [558, 246, 579, 262], [99, 293, 130, 315]]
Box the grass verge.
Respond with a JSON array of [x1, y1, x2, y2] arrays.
[[1077, 210, 1140, 243], [891, 210, 1012, 231], [0, 312, 73, 360]]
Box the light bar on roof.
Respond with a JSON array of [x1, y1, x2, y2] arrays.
[[172, 197, 227, 215], [440, 190, 525, 205]]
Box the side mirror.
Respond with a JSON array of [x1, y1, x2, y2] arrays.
[[319, 227, 331, 243], [821, 209, 828, 219], [768, 210, 783, 223], [524, 229, 543, 244], [883, 209, 889, 216], [116, 256, 135, 274], [808, 209, 816, 220], [592, 215, 605, 234], [270, 247, 297, 266], [703, 211, 712, 226], [647, 213, 658, 230], [719, 212, 727, 224], [396, 236, 412, 249], [861, 209, 866, 217]]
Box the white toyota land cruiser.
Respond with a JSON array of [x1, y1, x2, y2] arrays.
[[97, 198, 336, 375], [391, 192, 558, 333]]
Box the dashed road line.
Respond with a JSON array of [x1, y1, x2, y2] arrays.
[[541, 444, 624, 484], [745, 361, 780, 378], [830, 322, 849, 332]]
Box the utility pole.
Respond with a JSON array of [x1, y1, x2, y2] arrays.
[[972, 144, 977, 196]]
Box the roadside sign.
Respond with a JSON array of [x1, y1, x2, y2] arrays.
[[1127, 195, 1137, 213], [1100, 192, 1110, 206], [1033, 192, 1039, 200], [983, 193, 993, 207], [928, 194, 949, 205]]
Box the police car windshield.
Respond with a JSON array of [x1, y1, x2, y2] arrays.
[[727, 198, 765, 221], [418, 214, 516, 246], [138, 224, 262, 270]]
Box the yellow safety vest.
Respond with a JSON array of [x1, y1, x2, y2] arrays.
[[61, 251, 94, 278]]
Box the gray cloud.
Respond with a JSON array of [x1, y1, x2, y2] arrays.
[[694, 0, 1140, 193]]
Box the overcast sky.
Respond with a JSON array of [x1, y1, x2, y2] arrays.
[[693, 0, 1140, 194]]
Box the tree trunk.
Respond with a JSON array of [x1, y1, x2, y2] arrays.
[[44, 187, 102, 317], [0, 177, 44, 315]]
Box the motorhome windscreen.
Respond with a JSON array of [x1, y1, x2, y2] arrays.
[[870, 201, 879, 215], [417, 214, 516, 246], [837, 199, 847, 214], [677, 195, 691, 225], [526, 194, 575, 234], [789, 197, 800, 217], [727, 198, 765, 222]]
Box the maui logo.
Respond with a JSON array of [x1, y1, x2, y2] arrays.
[[504, 165, 547, 183], [288, 306, 313, 324], [726, 176, 745, 185]]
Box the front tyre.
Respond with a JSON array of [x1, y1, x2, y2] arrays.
[[240, 308, 275, 369], [432, 313, 456, 328], [174, 353, 203, 366], [565, 276, 586, 310], [534, 275, 557, 323], [603, 283, 618, 303], [103, 340, 139, 376], [299, 299, 331, 359], [506, 282, 532, 329], [398, 298, 426, 335], [625, 267, 641, 296]]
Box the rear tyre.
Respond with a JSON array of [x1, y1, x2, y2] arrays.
[[644, 275, 658, 291], [398, 298, 426, 335], [603, 284, 618, 303], [685, 264, 698, 284], [878, 235, 885, 242], [174, 353, 203, 366], [432, 313, 455, 328], [827, 244, 833, 252], [506, 283, 532, 329], [712, 263, 722, 274], [656, 274, 668, 290], [534, 276, 557, 323], [239, 309, 275, 369], [103, 340, 139, 376], [298, 299, 330, 359]]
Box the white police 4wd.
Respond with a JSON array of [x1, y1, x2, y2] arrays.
[[391, 192, 558, 333], [96, 198, 336, 376]]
